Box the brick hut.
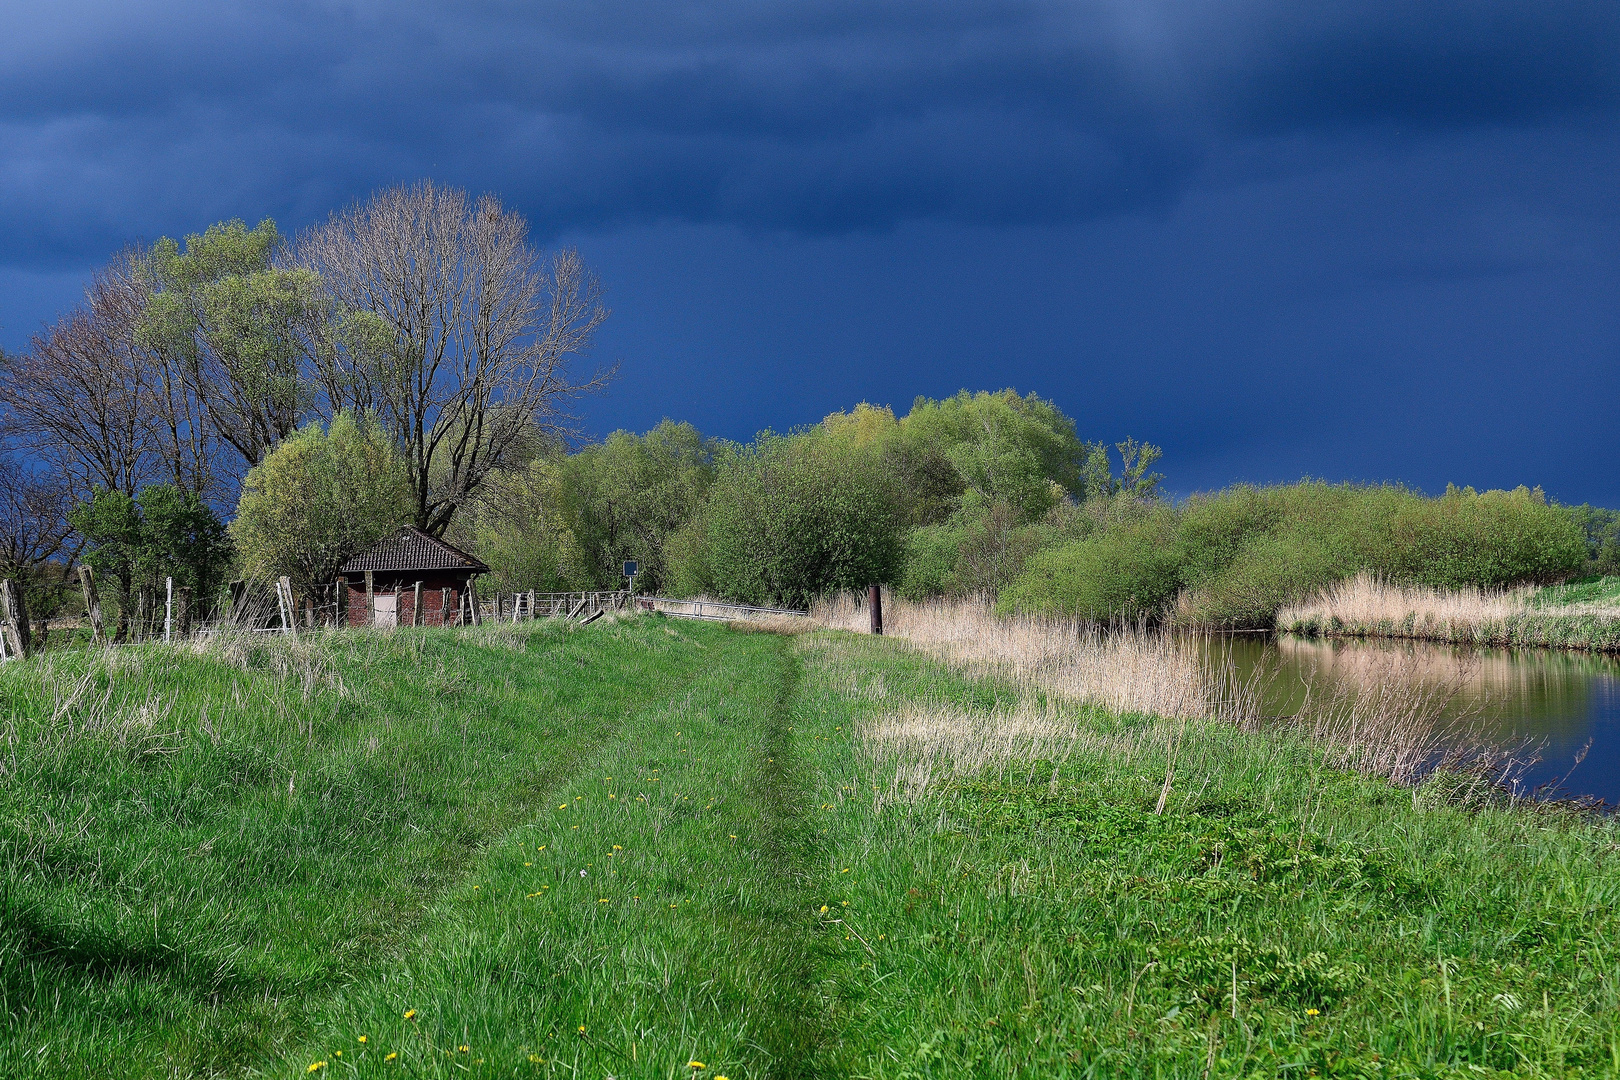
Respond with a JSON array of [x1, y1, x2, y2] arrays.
[[340, 526, 490, 628]]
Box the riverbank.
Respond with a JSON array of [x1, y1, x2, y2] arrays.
[[1278, 573, 1620, 652], [5, 614, 1620, 1075]]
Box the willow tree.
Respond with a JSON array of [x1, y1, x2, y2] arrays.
[[293, 181, 612, 536]]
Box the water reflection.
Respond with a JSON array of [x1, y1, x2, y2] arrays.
[[1211, 634, 1620, 804]]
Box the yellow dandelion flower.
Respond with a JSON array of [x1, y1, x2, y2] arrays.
[[404, 1009, 417, 1020], [688, 1062, 705, 1069], [385, 1051, 398, 1061], [819, 905, 828, 913], [459, 1044, 470, 1052], [307, 1064, 326, 1074], [525, 862, 532, 867], [559, 804, 567, 810], [527, 891, 544, 898], [357, 1035, 367, 1043], [578, 1025, 586, 1034], [840, 868, 850, 873], [1306, 1008, 1321, 1016], [334, 1050, 342, 1057], [613, 845, 622, 850], [599, 898, 609, 903], [609, 793, 616, 798], [538, 845, 546, 851], [529, 1054, 542, 1063]]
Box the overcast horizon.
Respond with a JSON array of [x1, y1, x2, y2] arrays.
[[3, 1, 1616, 504]]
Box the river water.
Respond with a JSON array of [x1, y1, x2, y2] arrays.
[[1214, 635, 1620, 805]]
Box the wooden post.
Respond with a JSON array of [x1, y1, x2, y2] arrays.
[[78, 566, 104, 644], [869, 584, 883, 636], [440, 586, 451, 626], [178, 586, 192, 637], [411, 581, 423, 627], [365, 570, 375, 627], [278, 576, 298, 639], [0, 579, 30, 659]]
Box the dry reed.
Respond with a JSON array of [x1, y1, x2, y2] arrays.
[[817, 591, 1523, 794], [812, 592, 1226, 720], [1278, 572, 1620, 650]]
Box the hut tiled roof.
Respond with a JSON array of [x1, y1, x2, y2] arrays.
[[340, 526, 490, 575]]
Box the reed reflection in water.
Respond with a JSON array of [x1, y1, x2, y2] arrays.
[[1214, 633, 1620, 803]]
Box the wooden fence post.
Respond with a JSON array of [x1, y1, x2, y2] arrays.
[[869, 584, 883, 636], [468, 579, 482, 625], [412, 581, 423, 627], [365, 571, 375, 627], [79, 566, 104, 644], [439, 586, 451, 626], [178, 586, 192, 637], [0, 579, 30, 659], [277, 576, 299, 639]]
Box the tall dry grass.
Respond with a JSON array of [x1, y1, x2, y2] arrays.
[[817, 591, 1522, 794], [1278, 571, 1620, 649], [812, 592, 1228, 721]]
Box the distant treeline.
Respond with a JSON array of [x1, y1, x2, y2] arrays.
[[447, 392, 1603, 627]]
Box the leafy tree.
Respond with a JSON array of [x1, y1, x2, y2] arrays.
[[694, 430, 906, 608], [896, 390, 1088, 518], [448, 454, 592, 594], [139, 218, 323, 471], [230, 412, 412, 596], [70, 484, 230, 639], [560, 421, 720, 592]]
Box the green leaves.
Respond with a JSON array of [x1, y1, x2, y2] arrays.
[[229, 412, 413, 592]]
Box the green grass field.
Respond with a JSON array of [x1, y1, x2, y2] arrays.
[[4, 616, 1620, 1077]]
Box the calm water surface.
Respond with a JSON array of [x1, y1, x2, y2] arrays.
[[1216, 635, 1620, 805]]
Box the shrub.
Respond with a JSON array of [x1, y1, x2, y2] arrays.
[[1372, 485, 1586, 588], [998, 509, 1180, 619]]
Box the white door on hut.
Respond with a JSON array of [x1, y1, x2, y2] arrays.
[[374, 593, 397, 628]]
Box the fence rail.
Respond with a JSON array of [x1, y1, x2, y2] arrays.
[[633, 596, 809, 621]]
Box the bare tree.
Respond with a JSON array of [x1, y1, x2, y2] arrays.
[[294, 181, 613, 535], [0, 456, 76, 646], [0, 254, 218, 502], [1, 264, 156, 497]]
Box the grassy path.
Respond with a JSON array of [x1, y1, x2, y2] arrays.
[[274, 625, 835, 1078]]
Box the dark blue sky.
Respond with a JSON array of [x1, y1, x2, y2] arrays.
[[2, 1, 1617, 503]]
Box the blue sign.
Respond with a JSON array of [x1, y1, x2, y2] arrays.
[[623, 561, 639, 578]]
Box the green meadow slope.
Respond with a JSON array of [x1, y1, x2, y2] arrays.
[[2, 618, 1619, 1077]]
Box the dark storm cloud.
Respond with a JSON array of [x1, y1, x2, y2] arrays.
[[1, 0, 1616, 263]]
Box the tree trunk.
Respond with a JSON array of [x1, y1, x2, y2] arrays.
[[0, 579, 31, 659]]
